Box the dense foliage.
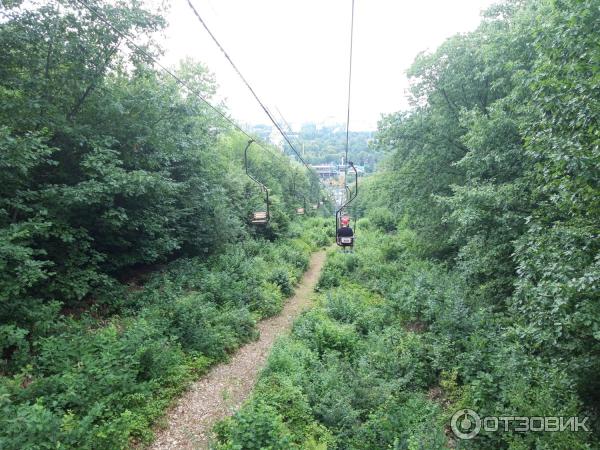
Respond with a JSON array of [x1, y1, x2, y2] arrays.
[[216, 223, 596, 449], [0, 0, 331, 447], [0, 0, 324, 349], [217, 0, 598, 448], [365, 0, 600, 412], [0, 218, 331, 449]]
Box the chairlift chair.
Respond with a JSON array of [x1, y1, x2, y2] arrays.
[[295, 193, 307, 215], [338, 235, 354, 246], [336, 162, 358, 248], [251, 211, 269, 224], [244, 140, 270, 226]]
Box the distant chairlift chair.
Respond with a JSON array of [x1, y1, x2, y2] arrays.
[[337, 221, 354, 248], [244, 140, 270, 226], [295, 192, 307, 215], [251, 210, 269, 225]]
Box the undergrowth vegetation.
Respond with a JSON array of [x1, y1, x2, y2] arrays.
[[215, 220, 596, 449], [0, 218, 331, 449], [2, 0, 598, 448]]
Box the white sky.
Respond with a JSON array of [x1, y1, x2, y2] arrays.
[[159, 0, 496, 131]]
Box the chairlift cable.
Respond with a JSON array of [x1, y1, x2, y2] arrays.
[[72, 0, 295, 167], [335, 0, 357, 247], [274, 106, 322, 206], [73, 0, 252, 139], [185, 0, 317, 176], [73, 0, 331, 218], [344, 0, 355, 192]]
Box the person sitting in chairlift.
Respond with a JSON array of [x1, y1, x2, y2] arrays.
[[337, 215, 354, 246]]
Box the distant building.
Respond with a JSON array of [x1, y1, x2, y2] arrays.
[[311, 164, 339, 178], [337, 164, 365, 174]]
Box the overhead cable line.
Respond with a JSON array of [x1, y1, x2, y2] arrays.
[[76, 0, 328, 199], [273, 106, 322, 202], [344, 0, 355, 191], [272, 106, 321, 195], [274, 106, 305, 156], [185, 0, 346, 209], [72, 0, 247, 137], [185, 0, 317, 176], [73, 0, 333, 220], [72, 0, 287, 161]]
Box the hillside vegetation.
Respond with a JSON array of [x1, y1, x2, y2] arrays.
[[0, 0, 329, 447], [216, 0, 599, 448]]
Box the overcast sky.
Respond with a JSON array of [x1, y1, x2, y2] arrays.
[[160, 0, 496, 131]]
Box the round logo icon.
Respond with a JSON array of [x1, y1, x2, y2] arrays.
[[451, 409, 481, 439]]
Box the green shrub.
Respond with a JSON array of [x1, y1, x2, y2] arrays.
[[316, 252, 346, 290], [250, 282, 285, 318], [355, 217, 371, 231], [268, 268, 294, 297], [215, 401, 295, 450], [0, 325, 29, 374], [292, 310, 358, 358], [0, 217, 328, 448], [367, 207, 396, 232], [253, 374, 315, 440], [261, 341, 317, 389], [169, 295, 257, 359], [215, 222, 599, 449], [354, 393, 446, 450]]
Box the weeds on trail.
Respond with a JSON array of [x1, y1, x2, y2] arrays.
[[0, 219, 331, 449]]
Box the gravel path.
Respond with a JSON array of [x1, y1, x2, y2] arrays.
[[149, 250, 327, 450]]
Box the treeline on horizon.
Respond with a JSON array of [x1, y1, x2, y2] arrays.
[[251, 123, 380, 171]]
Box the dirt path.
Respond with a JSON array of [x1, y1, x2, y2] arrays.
[[149, 250, 327, 450]]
